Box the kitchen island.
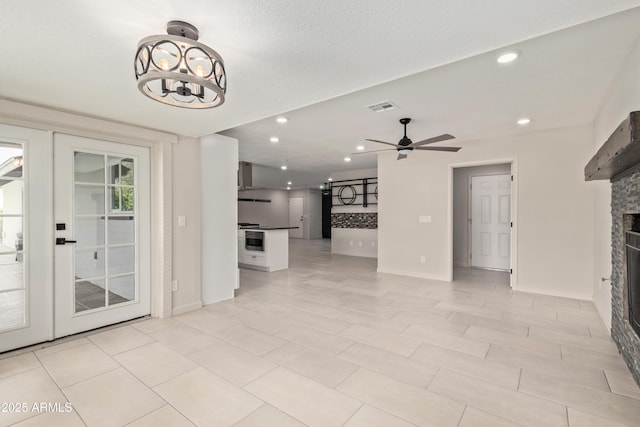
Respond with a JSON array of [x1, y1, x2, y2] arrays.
[[237, 227, 298, 272]]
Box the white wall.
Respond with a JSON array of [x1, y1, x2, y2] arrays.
[[171, 137, 202, 314], [201, 134, 239, 306], [308, 189, 323, 239], [379, 126, 594, 299], [453, 163, 511, 266], [238, 188, 289, 227], [591, 38, 640, 330], [330, 168, 379, 257]]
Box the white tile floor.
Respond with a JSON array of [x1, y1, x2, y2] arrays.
[[1, 238, 640, 426]]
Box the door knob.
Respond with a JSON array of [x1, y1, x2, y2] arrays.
[[56, 238, 77, 245]]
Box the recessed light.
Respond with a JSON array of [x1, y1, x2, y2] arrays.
[[286, 186, 291, 190], [517, 118, 531, 125], [287, 181, 292, 185], [276, 117, 288, 124], [270, 136, 279, 143], [356, 145, 365, 151], [328, 178, 333, 181], [281, 165, 287, 170], [497, 51, 519, 64], [320, 185, 324, 189], [344, 157, 351, 162]]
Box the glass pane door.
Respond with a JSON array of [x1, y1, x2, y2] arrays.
[[54, 133, 150, 338], [0, 124, 52, 353]]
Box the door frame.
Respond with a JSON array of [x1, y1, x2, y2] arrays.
[[447, 158, 518, 289], [0, 99, 176, 322]]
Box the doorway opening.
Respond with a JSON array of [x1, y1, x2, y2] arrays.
[[449, 159, 517, 289]]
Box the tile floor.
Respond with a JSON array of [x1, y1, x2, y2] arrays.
[[1, 239, 640, 426]]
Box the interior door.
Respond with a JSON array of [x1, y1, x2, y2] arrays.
[[53, 133, 150, 337], [471, 174, 511, 270], [289, 197, 304, 238], [0, 125, 52, 352]]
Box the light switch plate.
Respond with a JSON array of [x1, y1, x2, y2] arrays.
[[178, 216, 186, 227], [419, 215, 432, 223]]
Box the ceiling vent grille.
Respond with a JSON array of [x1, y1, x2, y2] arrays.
[[366, 101, 397, 112]]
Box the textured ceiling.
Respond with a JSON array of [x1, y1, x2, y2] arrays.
[[2, 1, 640, 188]]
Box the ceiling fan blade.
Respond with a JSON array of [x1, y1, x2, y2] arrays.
[[409, 134, 455, 147], [352, 148, 396, 155], [397, 153, 407, 160], [414, 146, 461, 152], [365, 139, 398, 147]]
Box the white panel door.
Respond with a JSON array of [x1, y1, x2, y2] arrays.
[[289, 197, 304, 238], [471, 174, 511, 270], [0, 125, 53, 352], [53, 134, 150, 337]]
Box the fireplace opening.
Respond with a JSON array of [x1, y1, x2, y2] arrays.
[[626, 221, 640, 338]]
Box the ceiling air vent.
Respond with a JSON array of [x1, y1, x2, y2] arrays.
[[366, 101, 397, 113]]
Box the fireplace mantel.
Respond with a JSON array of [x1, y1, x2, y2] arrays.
[[585, 111, 640, 181]]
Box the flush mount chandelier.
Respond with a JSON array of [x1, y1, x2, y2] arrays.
[[134, 20, 226, 109]]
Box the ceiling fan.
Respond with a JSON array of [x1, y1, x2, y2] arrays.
[[354, 118, 461, 160]]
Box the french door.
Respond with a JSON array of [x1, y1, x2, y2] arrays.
[[0, 126, 151, 352], [54, 134, 150, 337], [0, 125, 52, 352]]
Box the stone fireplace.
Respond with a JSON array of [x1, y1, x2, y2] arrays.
[[611, 173, 640, 384], [586, 111, 640, 385]]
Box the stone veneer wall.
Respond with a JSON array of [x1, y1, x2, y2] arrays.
[[611, 166, 640, 385], [331, 212, 377, 229]]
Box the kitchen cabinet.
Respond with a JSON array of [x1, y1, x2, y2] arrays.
[[238, 228, 290, 272]]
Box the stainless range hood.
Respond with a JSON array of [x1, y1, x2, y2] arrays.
[[238, 161, 252, 189], [238, 161, 266, 191]]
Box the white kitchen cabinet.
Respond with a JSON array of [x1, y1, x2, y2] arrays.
[[238, 228, 290, 272]]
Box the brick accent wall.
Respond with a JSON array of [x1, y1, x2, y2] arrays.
[[611, 167, 640, 385]]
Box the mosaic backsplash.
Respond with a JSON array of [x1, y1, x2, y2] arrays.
[[331, 212, 377, 229]]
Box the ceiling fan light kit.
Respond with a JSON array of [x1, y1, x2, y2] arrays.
[[356, 118, 461, 160], [135, 20, 227, 109]]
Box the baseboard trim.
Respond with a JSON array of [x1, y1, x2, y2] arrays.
[[376, 268, 450, 282], [171, 301, 203, 316], [331, 250, 378, 259], [453, 261, 470, 268], [515, 286, 592, 302]]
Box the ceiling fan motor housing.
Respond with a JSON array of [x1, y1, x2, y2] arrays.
[[399, 136, 412, 147]]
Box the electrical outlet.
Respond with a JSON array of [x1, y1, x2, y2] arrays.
[[420, 256, 426, 264], [349, 240, 353, 246], [178, 216, 186, 227], [358, 241, 363, 247], [171, 280, 178, 292]]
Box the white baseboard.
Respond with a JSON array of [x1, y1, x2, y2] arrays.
[[453, 261, 470, 268], [331, 250, 378, 259], [514, 285, 592, 302], [171, 301, 203, 316], [376, 267, 450, 282]]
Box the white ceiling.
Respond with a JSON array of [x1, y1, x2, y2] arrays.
[[2, 1, 640, 189]]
